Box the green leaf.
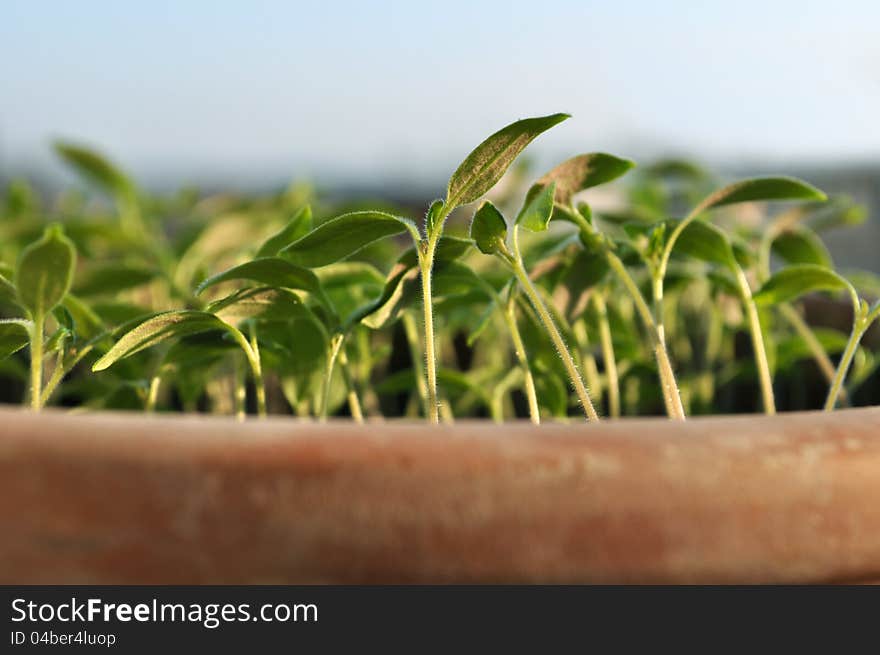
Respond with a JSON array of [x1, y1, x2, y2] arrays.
[[16, 224, 77, 317], [92, 311, 231, 371], [281, 211, 411, 267], [425, 199, 444, 235], [354, 263, 420, 330], [672, 219, 736, 269], [0, 319, 32, 360], [693, 176, 826, 215], [53, 142, 134, 200], [208, 287, 315, 324], [446, 113, 570, 209], [256, 205, 313, 257], [516, 181, 556, 232], [470, 201, 508, 254], [753, 265, 852, 306], [771, 227, 832, 268], [432, 261, 489, 298], [526, 153, 635, 207], [196, 257, 322, 297]]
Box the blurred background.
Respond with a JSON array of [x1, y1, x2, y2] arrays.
[[2, 0, 879, 269]]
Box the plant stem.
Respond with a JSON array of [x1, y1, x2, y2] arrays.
[[338, 349, 364, 424], [824, 315, 869, 411], [40, 351, 65, 408], [29, 312, 44, 411], [508, 230, 598, 421], [319, 332, 345, 421], [233, 359, 246, 421], [558, 203, 684, 419], [604, 252, 685, 419], [228, 326, 265, 418], [402, 311, 430, 418], [146, 373, 162, 413], [248, 325, 266, 417], [594, 294, 621, 418], [733, 266, 776, 415], [417, 234, 441, 423], [502, 292, 540, 424]]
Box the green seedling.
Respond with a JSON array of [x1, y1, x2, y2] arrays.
[[0, 118, 876, 422]]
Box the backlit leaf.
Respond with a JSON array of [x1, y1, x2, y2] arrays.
[[446, 113, 570, 208]]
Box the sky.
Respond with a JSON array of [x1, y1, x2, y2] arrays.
[[3, 0, 880, 189]]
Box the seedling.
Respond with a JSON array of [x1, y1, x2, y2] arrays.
[[0, 120, 876, 422]]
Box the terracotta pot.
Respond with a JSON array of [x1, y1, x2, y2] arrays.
[[1, 406, 879, 584]]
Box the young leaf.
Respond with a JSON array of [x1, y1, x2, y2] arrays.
[[208, 287, 314, 324], [446, 113, 570, 209], [771, 227, 832, 268], [256, 205, 313, 257], [516, 181, 556, 232], [753, 265, 853, 306], [92, 311, 231, 371], [16, 224, 77, 317], [354, 264, 420, 330], [526, 153, 635, 207], [692, 177, 826, 216], [672, 220, 736, 269], [470, 201, 508, 255], [53, 142, 134, 200], [0, 319, 32, 360], [281, 211, 412, 267], [196, 257, 322, 297]]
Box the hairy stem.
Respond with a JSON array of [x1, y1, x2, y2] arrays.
[[508, 231, 598, 421], [418, 236, 441, 424], [29, 312, 44, 411], [604, 252, 684, 419], [502, 292, 540, 424]]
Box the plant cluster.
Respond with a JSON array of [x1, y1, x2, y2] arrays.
[[2, 114, 878, 422]]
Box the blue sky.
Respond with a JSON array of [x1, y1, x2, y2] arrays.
[[3, 0, 880, 187]]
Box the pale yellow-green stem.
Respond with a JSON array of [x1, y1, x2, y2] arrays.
[[502, 294, 540, 424], [319, 332, 345, 422], [338, 349, 364, 424], [417, 235, 441, 424], [593, 294, 621, 418], [508, 228, 599, 421], [604, 252, 685, 420], [29, 313, 44, 411], [733, 266, 776, 415], [402, 311, 430, 419], [147, 374, 163, 414], [824, 302, 880, 410]]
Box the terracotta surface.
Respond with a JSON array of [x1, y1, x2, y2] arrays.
[[1, 406, 879, 584]]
